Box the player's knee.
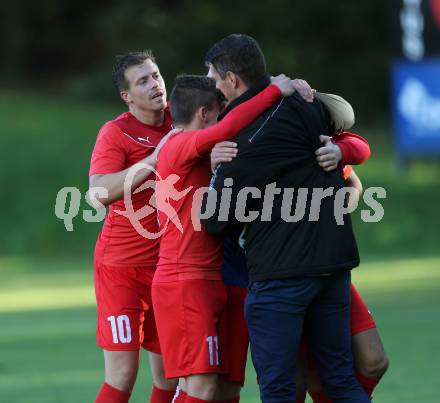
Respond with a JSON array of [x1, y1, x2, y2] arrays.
[[186, 374, 218, 400], [106, 364, 138, 392], [153, 375, 178, 391], [357, 352, 389, 380], [148, 352, 177, 391], [373, 353, 390, 379]]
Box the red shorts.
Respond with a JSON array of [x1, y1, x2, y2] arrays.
[[152, 279, 249, 380], [94, 261, 161, 353], [350, 283, 376, 334]]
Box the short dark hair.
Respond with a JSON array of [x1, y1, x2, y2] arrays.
[[170, 75, 226, 125], [112, 50, 156, 91], [205, 34, 266, 87]]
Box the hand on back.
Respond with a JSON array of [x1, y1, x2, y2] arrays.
[[271, 75, 314, 101], [270, 74, 297, 97]]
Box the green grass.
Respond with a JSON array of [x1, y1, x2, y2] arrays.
[[0, 256, 439, 402]]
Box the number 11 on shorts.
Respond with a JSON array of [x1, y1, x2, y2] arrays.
[[206, 335, 219, 366]]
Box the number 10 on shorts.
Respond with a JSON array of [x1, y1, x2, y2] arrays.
[[206, 335, 219, 366], [107, 315, 132, 344]]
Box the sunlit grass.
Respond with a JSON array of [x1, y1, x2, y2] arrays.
[[1, 256, 438, 312], [0, 256, 439, 402], [0, 369, 101, 390], [352, 257, 440, 295], [0, 285, 95, 312]]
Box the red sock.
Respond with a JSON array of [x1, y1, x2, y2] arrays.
[[150, 385, 176, 403], [184, 395, 210, 403], [309, 391, 332, 403], [356, 371, 379, 399], [95, 382, 131, 403], [172, 388, 187, 403]]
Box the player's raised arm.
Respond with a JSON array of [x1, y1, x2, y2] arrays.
[[315, 92, 356, 133], [312, 92, 369, 171], [334, 131, 371, 165], [162, 74, 297, 172], [193, 74, 296, 155]]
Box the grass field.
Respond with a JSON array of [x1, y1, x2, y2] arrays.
[[1, 91, 440, 402], [1, 256, 439, 403]]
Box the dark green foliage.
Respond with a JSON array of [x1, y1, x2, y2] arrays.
[[0, 0, 391, 120]]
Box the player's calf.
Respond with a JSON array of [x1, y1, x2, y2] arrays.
[[353, 328, 389, 380], [350, 284, 389, 398]]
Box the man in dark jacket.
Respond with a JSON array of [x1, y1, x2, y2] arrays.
[[201, 34, 371, 403]]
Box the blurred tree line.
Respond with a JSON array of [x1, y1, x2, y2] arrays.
[[0, 0, 391, 122], [4, 1, 435, 261]]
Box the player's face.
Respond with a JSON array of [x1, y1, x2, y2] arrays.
[[203, 103, 222, 128], [207, 65, 235, 102], [123, 59, 167, 112]]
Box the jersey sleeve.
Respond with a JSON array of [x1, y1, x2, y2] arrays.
[[163, 84, 282, 172], [194, 84, 281, 154], [89, 122, 126, 176], [315, 92, 355, 133], [333, 131, 371, 165]]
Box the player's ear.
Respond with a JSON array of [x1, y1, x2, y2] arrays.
[[225, 71, 238, 89], [196, 106, 208, 126], [120, 90, 131, 104]]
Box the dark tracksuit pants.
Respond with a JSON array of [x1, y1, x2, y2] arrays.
[[244, 271, 370, 403]]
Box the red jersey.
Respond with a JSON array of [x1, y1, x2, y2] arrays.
[[89, 109, 173, 267], [154, 84, 282, 283], [335, 131, 370, 165]]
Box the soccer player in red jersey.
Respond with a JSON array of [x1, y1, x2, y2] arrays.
[[89, 51, 178, 403], [152, 73, 298, 403]]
